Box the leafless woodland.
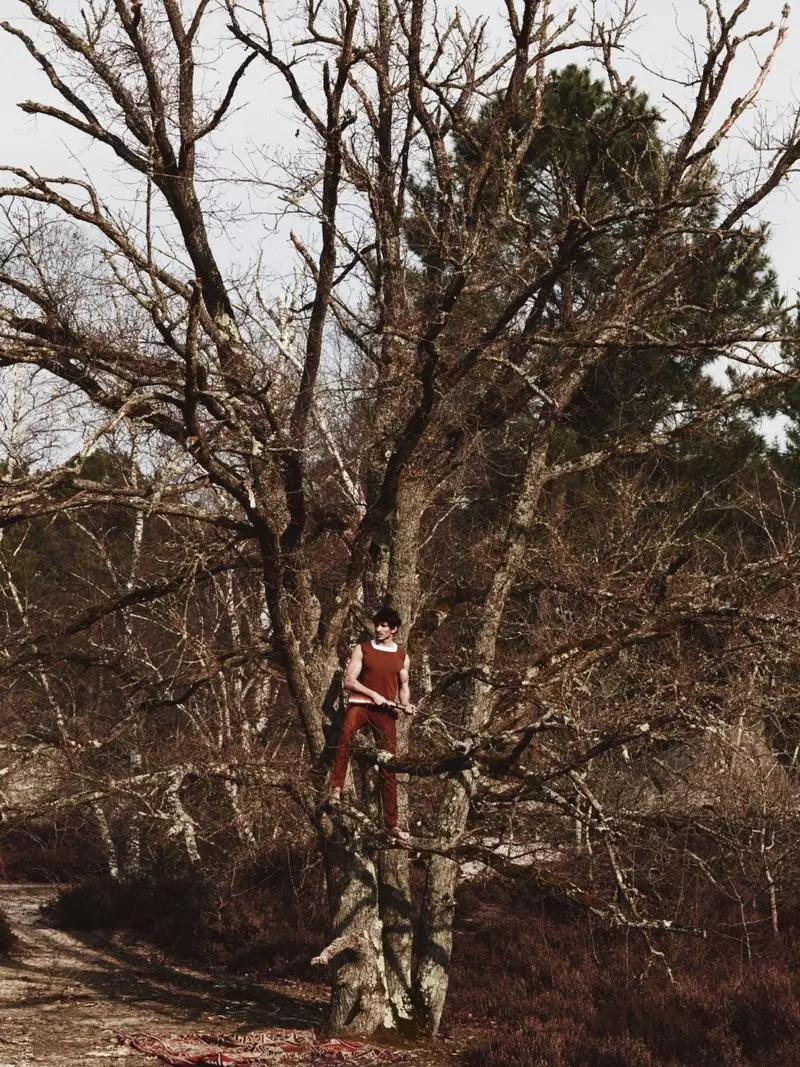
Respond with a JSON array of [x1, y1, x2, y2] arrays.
[[3, 0, 800, 1039]]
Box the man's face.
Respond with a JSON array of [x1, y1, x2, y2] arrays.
[[375, 620, 398, 642]]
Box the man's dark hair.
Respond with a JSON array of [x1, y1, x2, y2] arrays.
[[372, 606, 402, 630]]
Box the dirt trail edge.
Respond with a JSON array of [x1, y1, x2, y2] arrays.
[[0, 884, 326, 1066]]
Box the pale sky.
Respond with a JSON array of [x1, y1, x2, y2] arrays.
[[2, 1, 798, 284], [2, 0, 796, 452], [1, 0, 799, 323]]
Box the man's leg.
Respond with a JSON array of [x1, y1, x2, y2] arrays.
[[368, 709, 402, 832], [330, 704, 369, 798]]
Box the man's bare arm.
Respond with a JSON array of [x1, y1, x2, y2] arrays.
[[399, 655, 415, 714]]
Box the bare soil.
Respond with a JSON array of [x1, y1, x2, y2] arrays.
[[0, 884, 327, 1067]]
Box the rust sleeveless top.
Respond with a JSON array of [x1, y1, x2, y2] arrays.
[[352, 640, 405, 704]]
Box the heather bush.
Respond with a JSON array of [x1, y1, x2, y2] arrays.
[[450, 877, 800, 1066], [48, 845, 326, 978], [0, 907, 17, 955], [731, 967, 800, 1064], [1, 817, 108, 883]]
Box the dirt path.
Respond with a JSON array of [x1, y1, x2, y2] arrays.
[[0, 884, 325, 1067]]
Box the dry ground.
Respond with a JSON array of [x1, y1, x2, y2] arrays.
[[0, 883, 327, 1067], [0, 885, 457, 1067]]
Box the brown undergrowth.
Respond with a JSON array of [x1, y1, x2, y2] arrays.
[[447, 877, 800, 1067], [12, 831, 800, 1065], [45, 845, 328, 979], [1, 816, 109, 882], [0, 905, 16, 954]]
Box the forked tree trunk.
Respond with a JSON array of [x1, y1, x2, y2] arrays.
[[308, 654, 395, 1034], [356, 765, 414, 1024], [316, 481, 424, 1034], [322, 835, 392, 1033]]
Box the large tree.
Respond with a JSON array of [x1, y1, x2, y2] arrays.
[[3, 0, 800, 1038]]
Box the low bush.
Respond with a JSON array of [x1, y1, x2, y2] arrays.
[[1, 817, 108, 883], [48, 845, 327, 978], [449, 879, 800, 1067], [0, 907, 17, 955]]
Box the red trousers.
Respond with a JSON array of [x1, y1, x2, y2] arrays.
[[330, 703, 398, 828]]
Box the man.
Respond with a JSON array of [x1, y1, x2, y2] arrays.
[[329, 607, 415, 841]]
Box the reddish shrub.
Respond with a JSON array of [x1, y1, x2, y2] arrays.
[[1, 818, 108, 882], [0, 907, 17, 955], [450, 875, 800, 1066], [731, 966, 800, 1062], [47, 846, 327, 979], [462, 1020, 572, 1067]]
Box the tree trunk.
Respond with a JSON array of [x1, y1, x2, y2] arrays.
[[414, 434, 553, 1034], [380, 479, 425, 1025], [378, 720, 414, 1025], [321, 834, 392, 1034], [414, 770, 474, 1034], [316, 475, 424, 1034]]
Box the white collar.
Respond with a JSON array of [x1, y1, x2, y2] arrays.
[[371, 639, 398, 652]]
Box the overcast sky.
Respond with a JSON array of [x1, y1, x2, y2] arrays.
[[1, 1, 799, 293], [2, 1, 797, 451]]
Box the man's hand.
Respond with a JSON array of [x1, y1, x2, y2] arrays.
[[398, 702, 416, 716]]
